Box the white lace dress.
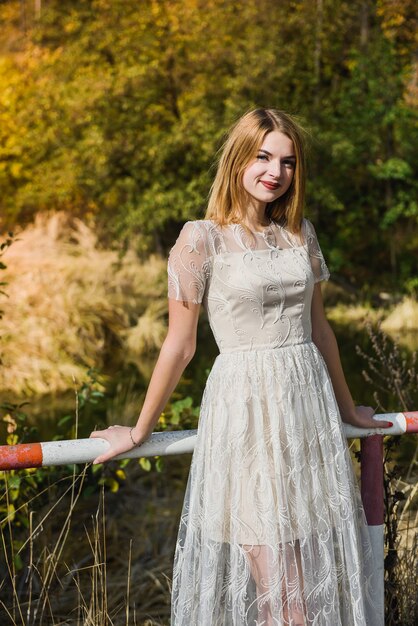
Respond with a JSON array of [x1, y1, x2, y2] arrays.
[[167, 219, 375, 626]]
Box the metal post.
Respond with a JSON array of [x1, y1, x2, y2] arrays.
[[361, 434, 385, 626]]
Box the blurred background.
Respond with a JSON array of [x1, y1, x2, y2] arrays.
[[0, 1, 417, 624]]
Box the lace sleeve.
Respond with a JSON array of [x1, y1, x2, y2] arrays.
[[303, 218, 330, 283], [167, 221, 209, 304]]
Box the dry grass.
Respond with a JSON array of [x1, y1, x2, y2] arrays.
[[386, 486, 418, 624], [381, 297, 418, 333], [380, 297, 418, 350], [326, 297, 418, 332], [0, 454, 189, 625], [327, 298, 418, 351], [1, 212, 167, 395], [326, 303, 383, 325]]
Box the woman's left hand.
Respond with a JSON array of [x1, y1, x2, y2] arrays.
[[341, 405, 393, 429]]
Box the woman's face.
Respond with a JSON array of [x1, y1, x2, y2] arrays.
[[242, 131, 296, 209]]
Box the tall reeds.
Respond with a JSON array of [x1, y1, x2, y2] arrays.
[[1, 461, 179, 625], [1, 212, 167, 396]]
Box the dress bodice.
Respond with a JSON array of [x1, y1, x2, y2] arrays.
[[167, 219, 330, 353]]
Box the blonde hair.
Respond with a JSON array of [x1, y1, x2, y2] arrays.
[[205, 108, 309, 234]]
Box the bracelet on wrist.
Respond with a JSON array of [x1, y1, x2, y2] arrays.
[[129, 427, 141, 447]]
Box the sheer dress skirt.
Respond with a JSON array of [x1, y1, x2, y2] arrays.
[[171, 343, 376, 626]]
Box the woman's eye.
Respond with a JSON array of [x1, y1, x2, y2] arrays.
[[256, 154, 268, 161], [283, 159, 295, 167]]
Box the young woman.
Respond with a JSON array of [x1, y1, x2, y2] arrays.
[[90, 109, 391, 625]]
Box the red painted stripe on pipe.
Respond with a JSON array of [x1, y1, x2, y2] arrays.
[[404, 412, 418, 433], [360, 435, 384, 526], [0, 443, 43, 470]]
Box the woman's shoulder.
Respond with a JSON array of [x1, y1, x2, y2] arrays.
[[300, 217, 320, 240], [178, 218, 215, 230], [301, 216, 314, 230], [172, 220, 218, 254], [176, 219, 221, 240]]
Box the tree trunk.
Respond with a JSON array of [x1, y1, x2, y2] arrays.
[[360, 0, 369, 53], [314, 0, 323, 106]]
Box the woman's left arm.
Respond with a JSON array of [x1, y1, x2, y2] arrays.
[[310, 283, 392, 429]]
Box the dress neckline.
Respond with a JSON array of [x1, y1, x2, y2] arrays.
[[253, 221, 276, 247], [206, 219, 304, 250]]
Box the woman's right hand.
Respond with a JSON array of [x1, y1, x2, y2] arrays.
[[89, 425, 145, 464]]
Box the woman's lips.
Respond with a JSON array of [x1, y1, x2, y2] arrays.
[[260, 181, 280, 190]]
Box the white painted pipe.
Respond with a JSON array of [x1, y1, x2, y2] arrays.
[[0, 430, 198, 470], [0, 412, 416, 470]]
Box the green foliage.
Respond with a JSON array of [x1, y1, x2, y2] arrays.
[[137, 395, 200, 473], [161, 396, 200, 429], [77, 367, 106, 410], [0, 0, 417, 288], [404, 277, 418, 298]]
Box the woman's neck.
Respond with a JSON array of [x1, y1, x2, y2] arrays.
[[241, 204, 269, 230]]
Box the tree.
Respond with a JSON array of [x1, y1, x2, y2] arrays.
[[0, 0, 416, 288]]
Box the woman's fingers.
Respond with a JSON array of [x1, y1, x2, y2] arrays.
[[92, 449, 119, 465], [364, 418, 392, 428], [371, 419, 393, 429], [89, 425, 134, 464], [90, 430, 104, 438], [362, 405, 392, 428], [354, 406, 393, 429]]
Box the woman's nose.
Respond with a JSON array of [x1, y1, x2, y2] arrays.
[[268, 160, 282, 178]]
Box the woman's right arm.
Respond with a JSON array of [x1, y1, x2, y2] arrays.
[[89, 298, 201, 464]]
